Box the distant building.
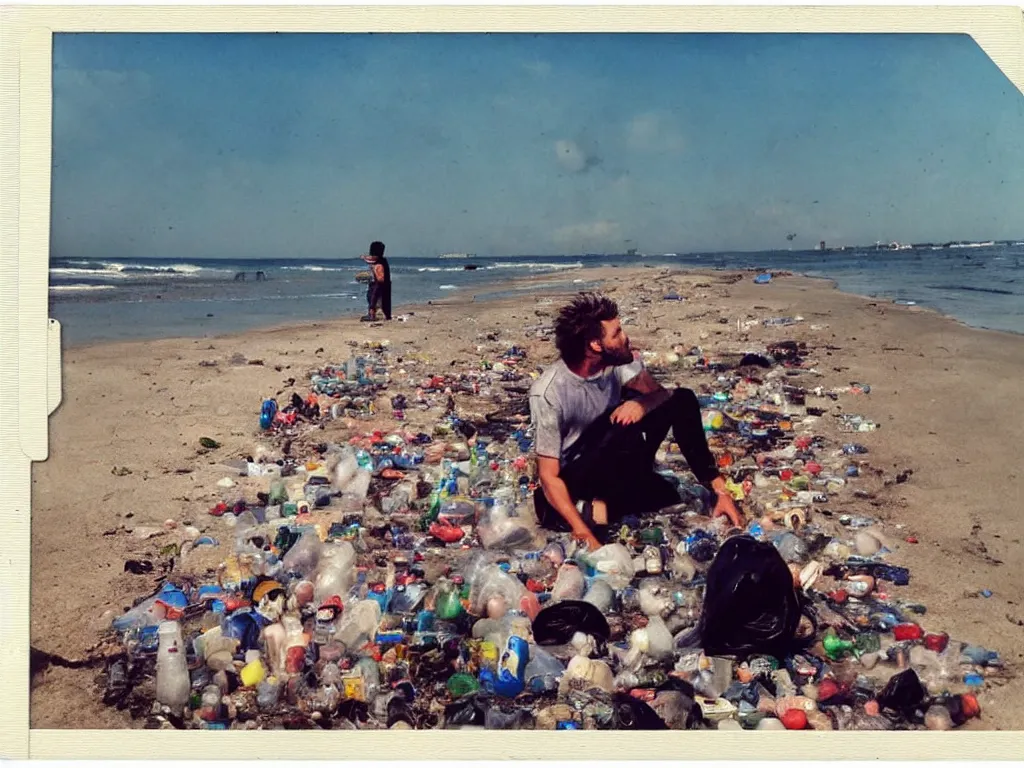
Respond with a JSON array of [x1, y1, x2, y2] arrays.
[[818, 240, 827, 251]]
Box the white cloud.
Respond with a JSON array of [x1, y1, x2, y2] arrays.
[[552, 220, 621, 246], [626, 112, 685, 154]]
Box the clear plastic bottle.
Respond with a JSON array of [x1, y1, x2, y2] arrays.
[[155, 621, 191, 714]]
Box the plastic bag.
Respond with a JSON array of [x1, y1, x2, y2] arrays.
[[476, 494, 533, 550], [550, 563, 587, 602], [330, 447, 359, 489], [585, 543, 635, 589], [281, 530, 322, 578], [612, 693, 670, 730], [313, 541, 357, 603], [524, 645, 566, 693], [697, 535, 801, 659], [467, 565, 538, 620], [336, 599, 382, 651], [342, 469, 372, 502], [532, 600, 610, 646], [582, 579, 616, 613]]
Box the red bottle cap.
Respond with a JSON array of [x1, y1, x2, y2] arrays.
[[780, 469, 794, 482]]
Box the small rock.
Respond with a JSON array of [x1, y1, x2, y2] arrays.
[[924, 704, 953, 731], [756, 717, 786, 731], [855, 531, 881, 556]]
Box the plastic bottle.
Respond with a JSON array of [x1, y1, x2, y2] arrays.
[[155, 621, 191, 714]]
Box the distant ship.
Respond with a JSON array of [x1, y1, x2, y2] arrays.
[[439, 252, 475, 260], [874, 241, 914, 251]]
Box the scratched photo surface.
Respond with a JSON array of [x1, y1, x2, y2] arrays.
[[32, 32, 1024, 730]]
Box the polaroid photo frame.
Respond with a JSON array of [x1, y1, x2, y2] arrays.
[[2, 2, 1023, 761]]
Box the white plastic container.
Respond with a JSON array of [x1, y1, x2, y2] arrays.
[[156, 621, 191, 714]]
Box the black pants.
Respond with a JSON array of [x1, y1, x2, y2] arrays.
[[534, 387, 719, 534]]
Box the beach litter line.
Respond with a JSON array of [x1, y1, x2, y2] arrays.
[[98, 332, 1007, 731]]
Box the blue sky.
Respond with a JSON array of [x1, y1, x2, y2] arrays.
[[51, 33, 1024, 259]]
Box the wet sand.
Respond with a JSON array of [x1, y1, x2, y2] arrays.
[[30, 266, 1024, 729]]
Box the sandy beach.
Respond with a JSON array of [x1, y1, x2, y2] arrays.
[[29, 266, 1024, 729]]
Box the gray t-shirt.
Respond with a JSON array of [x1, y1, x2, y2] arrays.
[[530, 357, 645, 462]]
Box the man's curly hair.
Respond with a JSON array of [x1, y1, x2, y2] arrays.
[[553, 292, 619, 366]]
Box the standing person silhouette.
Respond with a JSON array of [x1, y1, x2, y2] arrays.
[[360, 241, 392, 321]]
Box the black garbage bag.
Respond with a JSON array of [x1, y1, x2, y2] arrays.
[[611, 694, 669, 730], [484, 701, 533, 730], [532, 600, 611, 646], [444, 694, 488, 728], [659, 679, 707, 729], [697, 535, 801, 659], [877, 669, 927, 719], [386, 696, 416, 728], [738, 353, 773, 368]]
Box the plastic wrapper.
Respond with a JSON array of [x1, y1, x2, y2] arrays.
[[585, 543, 635, 589]]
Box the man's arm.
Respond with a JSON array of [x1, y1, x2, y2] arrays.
[[536, 456, 597, 546], [622, 368, 673, 413]]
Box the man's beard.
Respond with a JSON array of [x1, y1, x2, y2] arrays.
[[600, 345, 634, 366]]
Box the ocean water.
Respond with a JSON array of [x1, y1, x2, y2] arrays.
[[49, 244, 1024, 347]]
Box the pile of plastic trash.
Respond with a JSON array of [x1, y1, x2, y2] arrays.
[[100, 334, 1004, 731]]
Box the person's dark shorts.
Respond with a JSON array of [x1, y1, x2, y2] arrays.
[[367, 283, 382, 311]]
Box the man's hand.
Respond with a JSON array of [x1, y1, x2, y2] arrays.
[[712, 491, 743, 528], [572, 525, 602, 552], [610, 400, 645, 426]]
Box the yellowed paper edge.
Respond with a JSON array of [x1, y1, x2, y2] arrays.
[[2, 4, 1023, 760]]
